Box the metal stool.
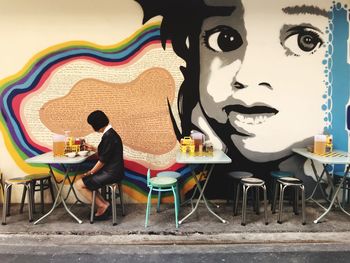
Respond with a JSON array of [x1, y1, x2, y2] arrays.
[[145, 168, 179, 228], [20, 173, 55, 214], [2, 177, 34, 225], [227, 171, 253, 215], [239, 177, 268, 226], [90, 182, 125, 225], [156, 171, 181, 212], [270, 171, 294, 212], [275, 177, 306, 225]]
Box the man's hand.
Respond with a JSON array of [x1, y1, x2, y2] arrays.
[[85, 143, 96, 152]]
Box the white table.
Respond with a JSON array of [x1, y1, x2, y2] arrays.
[[26, 151, 94, 224], [292, 148, 350, 223], [176, 150, 232, 224]]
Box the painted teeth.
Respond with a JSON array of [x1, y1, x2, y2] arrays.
[[236, 114, 269, 124]]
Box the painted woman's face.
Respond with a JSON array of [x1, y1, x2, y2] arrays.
[[196, 0, 330, 162]]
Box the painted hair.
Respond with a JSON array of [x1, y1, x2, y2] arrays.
[[135, 0, 235, 139]]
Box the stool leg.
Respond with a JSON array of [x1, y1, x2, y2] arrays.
[[90, 190, 96, 224], [241, 185, 248, 226], [294, 187, 299, 215], [255, 187, 260, 215], [342, 178, 347, 207], [272, 181, 279, 214], [277, 184, 286, 224], [175, 183, 180, 213], [263, 185, 268, 225], [226, 177, 233, 204], [270, 177, 277, 205], [157, 191, 161, 213], [111, 185, 117, 226], [118, 183, 125, 216], [145, 186, 153, 228], [232, 181, 237, 211], [6, 185, 12, 216], [234, 183, 240, 216], [40, 180, 45, 214], [48, 178, 55, 204], [30, 181, 36, 214], [20, 185, 27, 214], [347, 179, 350, 204], [172, 185, 179, 228], [26, 183, 33, 222], [176, 185, 181, 214], [2, 184, 11, 225], [0, 184, 3, 205], [301, 185, 306, 225]]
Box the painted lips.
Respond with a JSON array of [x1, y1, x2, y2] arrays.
[[224, 104, 279, 135]]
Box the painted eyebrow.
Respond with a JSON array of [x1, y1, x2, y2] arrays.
[[282, 5, 331, 18]]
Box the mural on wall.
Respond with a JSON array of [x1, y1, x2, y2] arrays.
[[0, 0, 349, 202], [136, 0, 350, 197], [0, 23, 192, 202]]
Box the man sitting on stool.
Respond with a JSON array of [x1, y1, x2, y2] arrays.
[[75, 110, 124, 220]]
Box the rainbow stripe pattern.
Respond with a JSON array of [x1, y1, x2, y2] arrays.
[[0, 22, 194, 202]]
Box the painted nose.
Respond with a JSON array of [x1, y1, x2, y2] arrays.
[[234, 48, 274, 90]]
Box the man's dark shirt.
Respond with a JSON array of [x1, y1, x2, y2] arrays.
[[98, 128, 124, 181]]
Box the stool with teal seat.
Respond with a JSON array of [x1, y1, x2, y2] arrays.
[[270, 171, 295, 213], [156, 171, 181, 212], [145, 168, 179, 228]]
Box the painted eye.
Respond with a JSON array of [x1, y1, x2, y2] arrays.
[[204, 26, 243, 52], [283, 26, 324, 56]]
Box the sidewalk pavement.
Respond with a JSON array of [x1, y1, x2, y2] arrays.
[[1, 201, 350, 246]]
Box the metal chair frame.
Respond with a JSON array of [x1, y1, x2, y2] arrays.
[[270, 171, 295, 213], [145, 168, 179, 228], [20, 174, 55, 214], [156, 171, 181, 212], [90, 182, 125, 225], [227, 171, 254, 215], [238, 177, 268, 226], [2, 178, 34, 225], [274, 177, 306, 225]]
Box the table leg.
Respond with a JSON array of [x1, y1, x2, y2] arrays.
[[307, 161, 329, 202], [34, 165, 83, 224], [181, 164, 206, 207], [34, 168, 66, 224], [314, 177, 344, 223], [181, 164, 220, 210], [179, 164, 226, 224], [324, 166, 336, 199], [314, 165, 350, 223], [336, 165, 350, 215], [197, 165, 226, 223], [65, 171, 87, 205], [307, 164, 333, 212]]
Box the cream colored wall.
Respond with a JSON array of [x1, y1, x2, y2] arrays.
[[0, 0, 144, 202]]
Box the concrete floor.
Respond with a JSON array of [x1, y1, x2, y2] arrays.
[[1, 201, 350, 262], [1, 200, 350, 243]]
